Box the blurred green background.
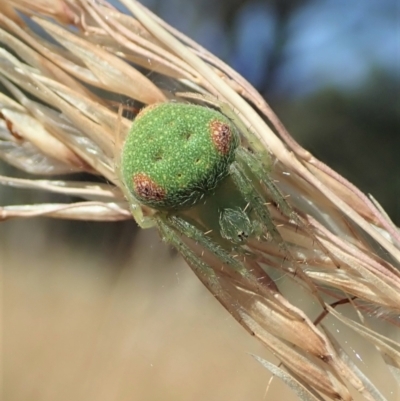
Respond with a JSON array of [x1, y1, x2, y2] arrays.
[[1, 1, 399, 400]]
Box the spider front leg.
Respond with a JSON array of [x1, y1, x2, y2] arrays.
[[161, 214, 250, 278], [236, 147, 343, 272], [229, 158, 284, 246], [229, 151, 304, 275], [156, 216, 220, 290], [155, 215, 282, 335], [156, 214, 274, 302], [236, 147, 294, 219], [233, 149, 328, 307]]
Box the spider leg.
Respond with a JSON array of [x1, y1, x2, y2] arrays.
[[231, 153, 327, 308], [229, 161, 283, 245], [236, 147, 293, 218], [156, 215, 276, 302], [237, 147, 344, 272], [156, 216, 284, 334], [156, 216, 221, 291], [161, 214, 251, 278]]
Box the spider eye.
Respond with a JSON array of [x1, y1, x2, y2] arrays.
[[121, 103, 239, 210], [219, 208, 253, 243], [237, 231, 248, 241]]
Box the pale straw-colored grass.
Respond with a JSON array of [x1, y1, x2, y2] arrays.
[[0, 1, 399, 400]]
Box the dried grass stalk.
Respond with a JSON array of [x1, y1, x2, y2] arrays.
[[0, 1, 399, 400]]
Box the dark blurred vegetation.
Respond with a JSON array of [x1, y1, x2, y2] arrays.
[[279, 72, 400, 225]]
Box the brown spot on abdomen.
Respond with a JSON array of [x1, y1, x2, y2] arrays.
[[133, 173, 166, 202], [210, 120, 232, 154]]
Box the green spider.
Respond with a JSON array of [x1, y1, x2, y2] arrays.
[[119, 101, 295, 281]]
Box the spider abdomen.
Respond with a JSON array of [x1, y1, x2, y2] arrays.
[[121, 103, 239, 210]]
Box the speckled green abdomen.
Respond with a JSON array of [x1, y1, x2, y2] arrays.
[[121, 102, 239, 210]]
